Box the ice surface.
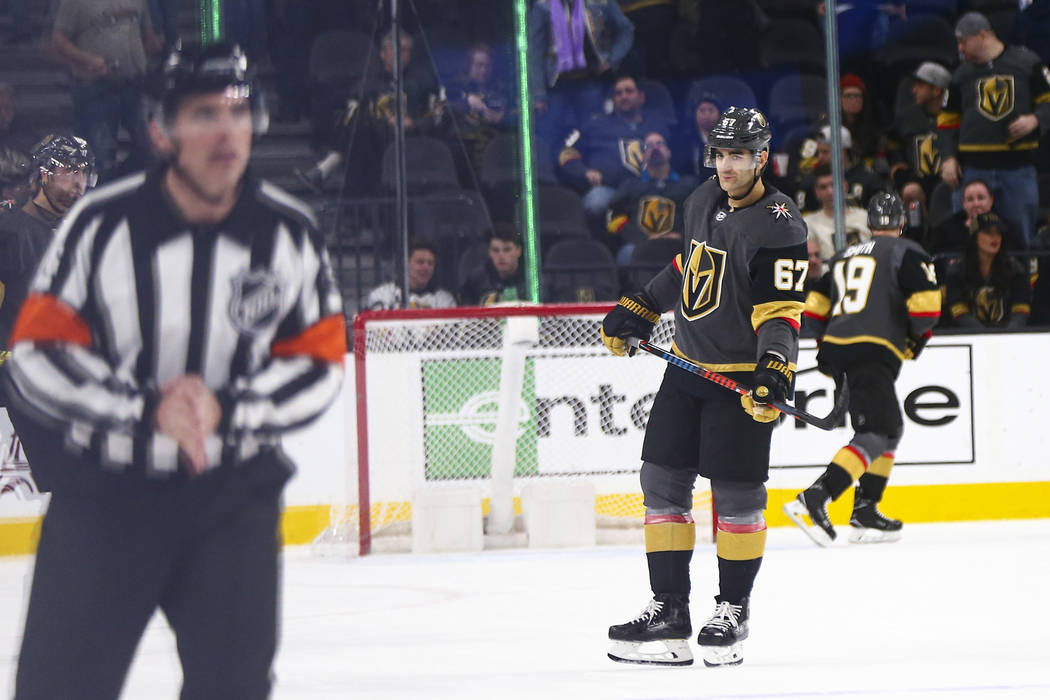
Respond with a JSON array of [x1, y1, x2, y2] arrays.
[[1, 520, 1048, 699]]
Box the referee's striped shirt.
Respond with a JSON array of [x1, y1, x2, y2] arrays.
[[4, 169, 346, 477]]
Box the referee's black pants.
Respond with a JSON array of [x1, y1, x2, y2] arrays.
[[14, 460, 286, 700]]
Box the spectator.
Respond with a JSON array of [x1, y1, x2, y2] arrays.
[[839, 74, 882, 170], [943, 212, 1030, 329], [885, 62, 952, 199], [795, 125, 882, 211], [674, 91, 721, 182], [528, 0, 634, 146], [447, 43, 513, 177], [50, 0, 162, 181], [804, 162, 871, 261], [929, 179, 1022, 254], [558, 73, 670, 220], [297, 31, 444, 195], [938, 12, 1050, 248], [366, 238, 457, 310], [606, 130, 697, 265], [460, 223, 528, 305]]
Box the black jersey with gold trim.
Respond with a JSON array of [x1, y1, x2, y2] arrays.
[[804, 235, 940, 371], [937, 45, 1050, 169], [641, 178, 808, 374]]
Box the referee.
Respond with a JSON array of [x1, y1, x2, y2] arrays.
[[4, 43, 346, 699]]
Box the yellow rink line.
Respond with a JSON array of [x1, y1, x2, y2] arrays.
[[3, 482, 1050, 556]]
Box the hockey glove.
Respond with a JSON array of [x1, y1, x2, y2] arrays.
[[752, 352, 793, 404], [601, 293, 661, 357], [904, 331, 931, 360]]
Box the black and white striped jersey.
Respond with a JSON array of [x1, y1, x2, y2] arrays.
[[3, 169, 346, 478]]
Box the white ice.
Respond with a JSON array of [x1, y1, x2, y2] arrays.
[[2, 519, 1049, 700]]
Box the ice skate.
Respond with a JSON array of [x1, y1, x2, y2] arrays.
[[782, 485, 836, 547], [696, 597, 749, 667], [608, 594, 693, 666], [849, 497, 902, 544]]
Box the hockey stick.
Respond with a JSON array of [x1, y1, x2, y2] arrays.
[[626, 338, 848, 431]]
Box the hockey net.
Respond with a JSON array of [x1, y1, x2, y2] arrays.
[[321, 303, 712, 555]]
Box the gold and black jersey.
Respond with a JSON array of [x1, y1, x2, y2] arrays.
[[804, 236, 940, 370], [937, 45, 1050, 169], [641, 178, 808, 374]]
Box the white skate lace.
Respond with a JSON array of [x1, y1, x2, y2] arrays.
[[630, 599, 663, 623], [702, 602, 741, 631]]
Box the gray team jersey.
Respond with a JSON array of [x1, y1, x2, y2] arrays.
[[643, 178, 808, 373], [805, 235, 940, 363]]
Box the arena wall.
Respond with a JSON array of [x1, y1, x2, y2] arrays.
[[2, 334, 1048, 555]]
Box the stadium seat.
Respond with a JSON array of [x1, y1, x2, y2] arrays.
[[537, 184, 590, 241], [412, 190, 492, 291], [766, 73, 828, 131], [987, 10, 1016, 42], [755, 0, 818, 21], [480, 133, 557, 192], [686, 75, 759, 112], [621, 237, 682, 290], [876, 15, 957, 75], [308, 29, 372, 89], [967, 0, 1017, 12], [904, 0, 958, 20], [758, 18, 825, 73], [543, 239, 619, 303], [456, 240, 491, 291], [928, 180, 955, 229], [638, 79, 677, 125], [380, 137, 461, 193]]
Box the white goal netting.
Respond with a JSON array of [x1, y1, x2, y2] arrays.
[[320, 303, 712, 554]]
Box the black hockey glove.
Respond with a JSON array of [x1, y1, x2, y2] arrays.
[[601, 293, 661, 357], [752, 352, 793, 405], [904, 332, 931, 360]]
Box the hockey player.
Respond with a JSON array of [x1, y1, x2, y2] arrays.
[[601, 107, 808, 667], [784, 192, 941, 547], [4, 43, 345, 699]]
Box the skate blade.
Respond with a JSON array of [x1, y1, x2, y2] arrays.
[[848, 526, 902, 544], [700, 641, 743, 667], [608, 639, 693, 666], [782, 500, 834, 548]]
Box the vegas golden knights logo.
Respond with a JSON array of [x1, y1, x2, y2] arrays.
[[975, 286, 1005, 324], [620, 138, 644, 176], [976, 75, 1015, 122], [914, 133, 941, 176], [638, 196, 675, 235], [681, 240, 727, 320]]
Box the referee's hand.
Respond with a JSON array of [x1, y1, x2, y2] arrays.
[[155, 375, 221, 474]]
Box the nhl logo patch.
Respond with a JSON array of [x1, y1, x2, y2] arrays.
[[715, 211, 727, 222], [229, 269, 284, 336]]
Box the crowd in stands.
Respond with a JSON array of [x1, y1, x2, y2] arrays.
[[2, 0, 1050, 331]]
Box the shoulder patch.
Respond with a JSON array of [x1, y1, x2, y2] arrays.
[[767, 202, 792, 220]]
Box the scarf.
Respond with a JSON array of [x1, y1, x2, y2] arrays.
[[550, 0, 587, 73]]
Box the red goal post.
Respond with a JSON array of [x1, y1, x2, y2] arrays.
[[335, 303, 713, 555]]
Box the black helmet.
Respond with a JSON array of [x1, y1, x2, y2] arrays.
[[31, 134, 97, 188], [149, 42, 268, 133], [704, 106, 772, 167], [867, 191, 905, 230]]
